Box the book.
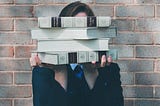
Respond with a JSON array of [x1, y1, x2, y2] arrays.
[[38, 16, 111, 28], [37, 38, 109, 52], [32, 51, 108, 65], [31, 27, 117, 40]]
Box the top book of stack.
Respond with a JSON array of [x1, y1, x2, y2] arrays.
[[38, 16, 111, 28]]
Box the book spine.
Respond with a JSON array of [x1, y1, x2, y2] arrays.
[[38, 16, 111, 28], [35, 51, 108, 65], [87, 17, 97, 27]]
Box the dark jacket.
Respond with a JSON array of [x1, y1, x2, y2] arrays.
[[32, 65, 88, 106], [86, 62, 124, 106]]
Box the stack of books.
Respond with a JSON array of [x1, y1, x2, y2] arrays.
[[31, 16, 117, 65]]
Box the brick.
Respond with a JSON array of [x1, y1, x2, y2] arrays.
[[0, 19, 13, 31], [0, 86, 32, 98], [34, 5, 64, 17], [113, 32, 153, 44], [0, 72, 13, 84], [0, 46, 14, 57], [0, 59, 31, 71], [91, 6, 114, 16], [136, 46, 160, 58], [14, 99, 33, 106], [135, 18, 160, 32], [110, 45, 134, 58], [15, 46, 35, 58], [116, 5, 154, 17], [14, 72, 32, 84], [15, 19, 37, 31], [153, 33, 160, 44], [0, 0, 13, 3], [124, 99, 134, 106], [123, 86, 153, 98], [135, 73, 160, 85], [0, 32, 32, 45], [137, 0, 160, 4], [0, 99, 12, 106], [0, 6, 33, 17], [155, 87, 160, 98], [15, 0, 37, 4], [111, 19, 134, 31], [40, 0, 93, 3], [157, 5, 160, 17], [156, 60, 160, 71], [95, 0, 133, 3], [117, 60, 154, 72], [120, 72, 134, 85], [135, 100, 160, 106]]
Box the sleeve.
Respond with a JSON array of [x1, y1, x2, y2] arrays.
[[32, 66, 55, 106], [111, 63, 124, 106]]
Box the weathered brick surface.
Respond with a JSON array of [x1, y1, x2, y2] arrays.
[[39, 0, 93, 3], [135, 18, 160, 32], [117, 60, 154, 72], [135, 100, 160, 106], [0, 6, 33, 17], [14, 99, 33, 106], [0, 86, 32, 98], [135, 73, 160, 85], [120, 72, 134, 85], [34, 5, 64, 17], [123, 86, 153, 98], [110, 45, 134, 58], [0, 32, 32, 45], [91, 6, 114, 16], [0, 0, 13, 3], [113, 32, 153, 44], [137, 0, 160, 4], [0, 19, 13, 31], [15, 46, 36, 58], [0, 72, 13, 84], [116, 5, 154, 17], [136, 46, 160, 58], [155, 87, 160, 98], [157, 5, 160, 17], [153, 33, 160, 44], [15, 19, 37, 31], [0, 59, 31, 71], [0, 46, 14, 57], [112, 19, 134, 31], [15, 0, 38, 4], [124, 99, 134, 106], [156, 60, 160, 71], [95, 0, 133, 4], [0, 99, 12, 106], [14, 72, 32, 84]]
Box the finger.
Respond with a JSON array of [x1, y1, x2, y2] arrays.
[[101, 55, 106, 67], [30, 57, 36, 67], [35, 55, 41, 65]]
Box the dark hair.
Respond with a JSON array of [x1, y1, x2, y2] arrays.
[[59, 1, 94, 17]]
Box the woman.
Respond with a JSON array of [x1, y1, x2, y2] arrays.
[[31, 1, 124, 106]]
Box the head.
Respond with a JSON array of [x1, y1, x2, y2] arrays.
[[59, 1, 94, 17]]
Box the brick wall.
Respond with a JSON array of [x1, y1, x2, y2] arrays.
[[0, 0, 159, 106]]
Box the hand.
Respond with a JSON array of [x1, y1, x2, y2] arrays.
[[30, 53, 41, 67]]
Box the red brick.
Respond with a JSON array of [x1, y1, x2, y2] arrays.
[[0, 86, 32, 98], [0, 19, 13, 31], [0, 46, 14, 57], [15, 46, 36, 58], [0, 72, 13, 84]]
